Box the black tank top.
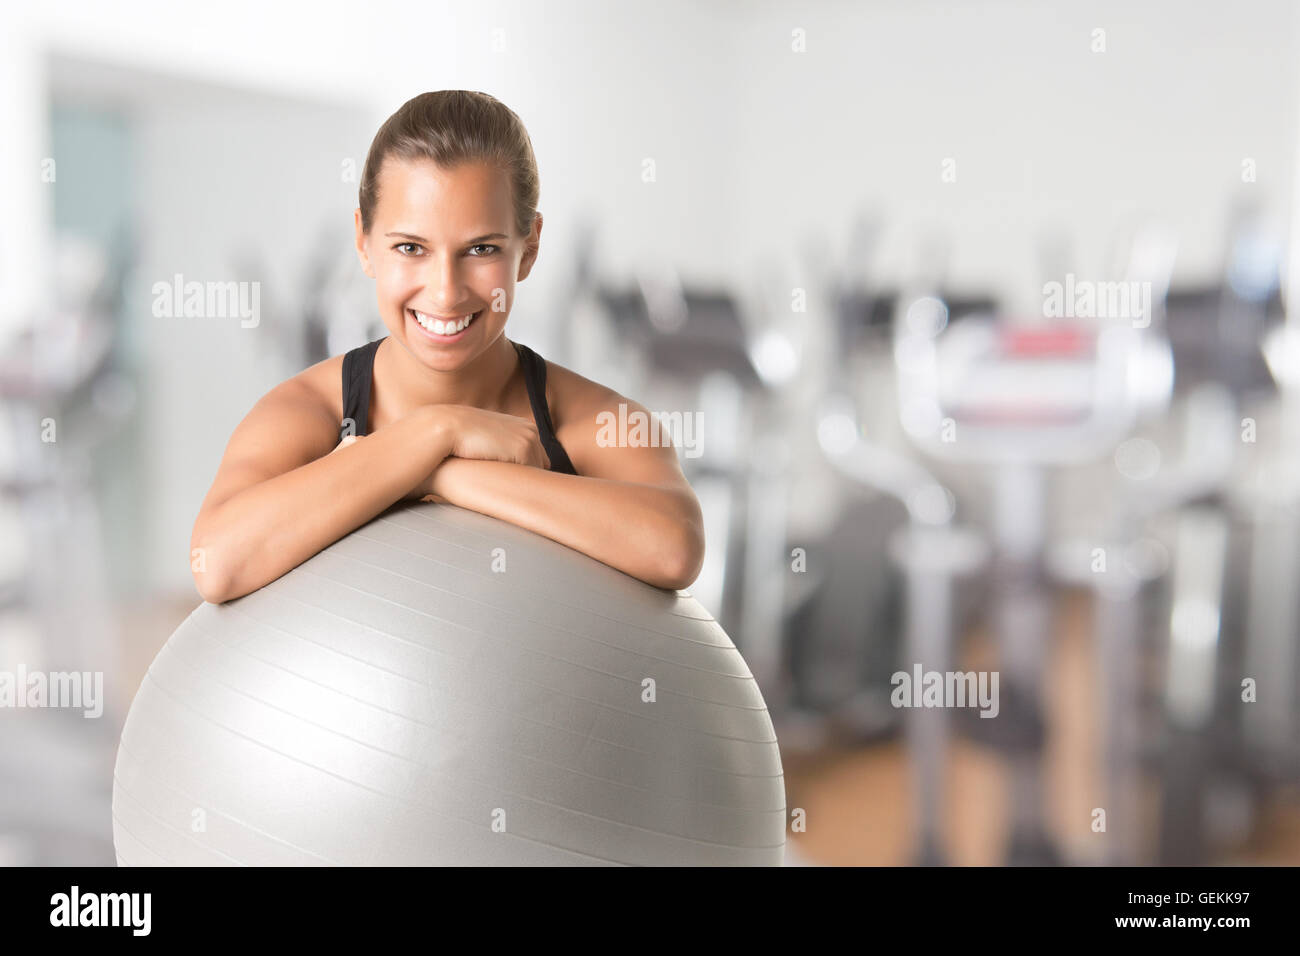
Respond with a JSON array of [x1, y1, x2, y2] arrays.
[[339, 337, 578, 475]]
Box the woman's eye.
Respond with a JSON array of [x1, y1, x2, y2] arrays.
[[394, 242, 498, 257]]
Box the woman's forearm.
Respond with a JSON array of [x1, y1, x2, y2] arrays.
[[192, 406, 451, 603], [428, 457, 705, 590]]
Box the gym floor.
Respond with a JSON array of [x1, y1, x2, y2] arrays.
[[781, 588, 1300, 866]]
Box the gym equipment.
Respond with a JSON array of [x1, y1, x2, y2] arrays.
[[1150, 203, 1293, 864], [788, 213, 914, 737], [1051, 381, 1237, 864], [818, 393, 988, 864], [112, 500, 787, 866], [1241, 321, 1300, 783], [891, 226, 1176, 864], [803, 215, 990, 860], [0, 229, 136, 866]]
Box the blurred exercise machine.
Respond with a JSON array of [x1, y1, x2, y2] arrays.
[[1152, 203, 1295, 864], [887, 223, 1177, 865], [0, 232, 134, 865]]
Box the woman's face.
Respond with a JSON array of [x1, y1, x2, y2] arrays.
[[354, 157, 541, 371]]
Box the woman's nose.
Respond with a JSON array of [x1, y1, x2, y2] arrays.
[[423, 255, 467, 310]]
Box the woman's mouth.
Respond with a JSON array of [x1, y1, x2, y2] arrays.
[[407, 308, 481, 342]]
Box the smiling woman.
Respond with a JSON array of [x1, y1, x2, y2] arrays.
[[187, 90, 705, 608], [109, 91, 768, 868], [356, 153, 527, 376]]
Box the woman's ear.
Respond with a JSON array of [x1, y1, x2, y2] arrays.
[[518, 211, 543, 281], [354, 208, 376, 279]]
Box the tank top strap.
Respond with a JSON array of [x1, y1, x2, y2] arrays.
[[512, 340, 578, 476], [340, 338, 384, 440], [339, 336, 577, 475]]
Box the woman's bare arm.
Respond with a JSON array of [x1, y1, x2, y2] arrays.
[[426, 390, 705, 590], [428, 461, 703, 589], [189, 381, 450, 604]]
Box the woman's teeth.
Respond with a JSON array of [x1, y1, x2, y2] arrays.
[[411, 309, 478, 336]]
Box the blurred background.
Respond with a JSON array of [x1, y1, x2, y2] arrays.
[[2, 0, 1299, 865]]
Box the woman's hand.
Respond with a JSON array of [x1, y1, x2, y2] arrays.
[[398, 405, 550, 503], [439, 405, 551, 469]]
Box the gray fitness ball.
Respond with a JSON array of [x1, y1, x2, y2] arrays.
[[112, 501, 786, 865]]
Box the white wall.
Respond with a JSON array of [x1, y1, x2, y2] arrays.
[[10, 0, 1300, 304], [731, 0, 1299, 311]]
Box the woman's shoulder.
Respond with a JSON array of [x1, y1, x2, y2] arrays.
[[282, 351, 347, 423], [547, 356, 688, 479], [547, 356, 647, 437]]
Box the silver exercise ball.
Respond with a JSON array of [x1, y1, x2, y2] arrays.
[[112, 501, 786, 865]]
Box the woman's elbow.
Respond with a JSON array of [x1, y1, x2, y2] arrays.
[[656, 524, 705, 592], [193, 571, 232, 605], [190, 533, 233, 604]]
